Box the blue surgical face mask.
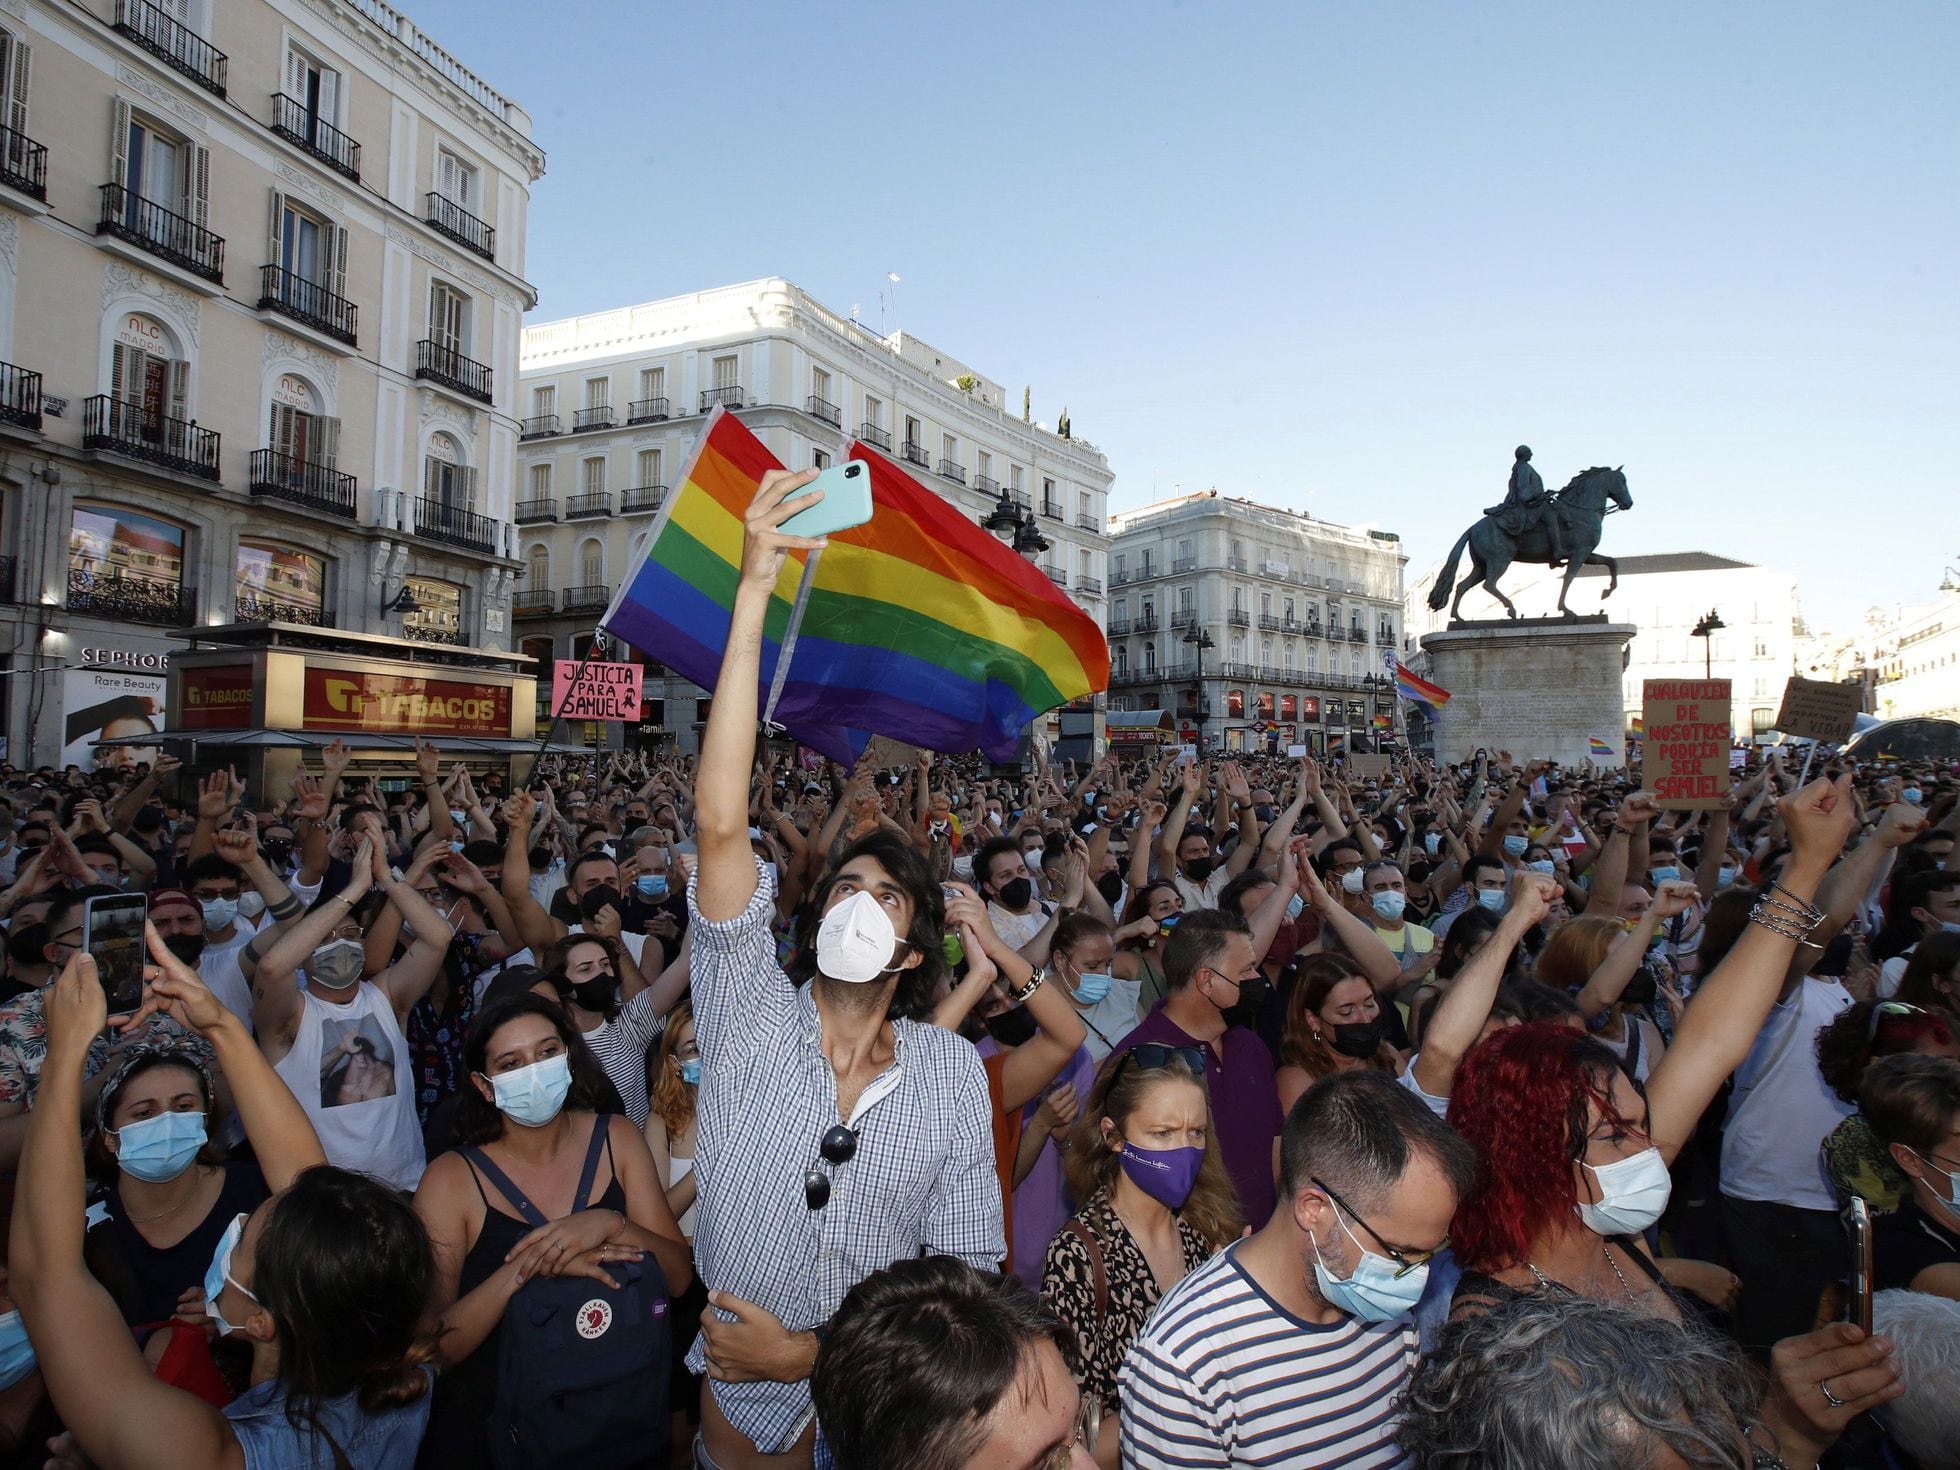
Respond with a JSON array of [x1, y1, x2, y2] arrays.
[[1310, 1210, 1428, 1323], [1903, 788, 1923, 806], [678, 1056, 702, 1087], [1370, 891, 1406, 923], [484, 1052, 572, 1128], [636, 874, 669, 900], [202, 1213, 258, 1337], [1648, 865, 1680, 886], [1286, 893, 1305, 921], [1423, 833, 1442, 856], [112, 1108, 207, 1183], [1716, 865, 1737, 888], [1501, 834, 1529, 858], [1476, 888, 1507, 912], [199, 896, 238, 930], [1525, 859, 1555, 876], [1071, 969, 1114, 1006], [0, 1311, 35, 1390]]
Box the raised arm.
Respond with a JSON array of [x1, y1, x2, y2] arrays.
[[1580, 794, 1650, 920], [374, 844, 456, 1018], [1154, 762, 1202, 869], [1646, 776, 1857, 1163], [1574, 880, 1697, 1021], [497, 793, 562, 955], [698, 469, 826, 922], [253, 839, 373, 1044], [1781, 801, 1926, 994], [1294, 848, 1401, 990], [1413, 875, 1553, 1097]]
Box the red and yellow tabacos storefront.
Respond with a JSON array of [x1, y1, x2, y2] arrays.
[[141, 624, 542, 800]]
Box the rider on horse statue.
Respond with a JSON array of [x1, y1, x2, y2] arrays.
[[1486, 445, 1566, 567]]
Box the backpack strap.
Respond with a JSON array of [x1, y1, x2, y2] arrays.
[[1063, 1220, 1108, 1321], [571, 1115, 612, 1214], [461, 1145, 550, 1229]]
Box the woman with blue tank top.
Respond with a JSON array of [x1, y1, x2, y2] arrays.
[[16, 931, 436, 1470]]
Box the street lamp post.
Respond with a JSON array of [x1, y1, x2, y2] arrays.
[[1183, 626, 1215, 755], [1690, 609, 1726, 678]]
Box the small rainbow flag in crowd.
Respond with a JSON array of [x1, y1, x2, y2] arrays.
[[1371, 714, 1393, 731], [601, 408, 1109, 764], [1589, 736, 1616, 758], [1630, 716, 1645, 739], [1393, 660, 1451, 710]]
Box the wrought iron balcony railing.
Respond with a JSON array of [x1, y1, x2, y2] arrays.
[[114, 0, 226, 95], [83, 395, 219, 479], [97, 184, 225, 284], [270, 94, 360, 180], [424, 191, 494, 259], [414, 339, 492, 403], [258, 265, 357, 345], [249, 448, 356, 518]]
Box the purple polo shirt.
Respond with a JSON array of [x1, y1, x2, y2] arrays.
[[1115, 1007, 1282, 1225]]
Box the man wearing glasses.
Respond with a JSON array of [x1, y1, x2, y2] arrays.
[[1122, 1070, 1473, 1469], [685, 469, 1004, 1470]]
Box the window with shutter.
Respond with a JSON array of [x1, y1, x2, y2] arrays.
[[636, 448, 660, 486], [583, 377, 609, 409], [532, 385, 555, 417], [528, 545, 548, 586], [639, 367, 663, 399], [712, 355, 737, 390], [582, 458, 604, 495], [428, 282, 466, 354], [580, 540, 602, 585], [529, 464, 550, 496], [436, 147, 474, 208], [3, 33, 30, 149]]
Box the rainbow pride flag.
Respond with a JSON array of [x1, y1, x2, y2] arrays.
[[1393, 660, 1451, 710], [600, 408, 1108, 763], [1589, 736, 1616, 758]]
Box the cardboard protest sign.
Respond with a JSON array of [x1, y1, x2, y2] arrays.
[[551, 660, 642, 721], [1286, 744, 1307, 758], [1350, 754, 1392, 779], [1773, 677, 1862, 744], [1641, 679, 1732, 809]]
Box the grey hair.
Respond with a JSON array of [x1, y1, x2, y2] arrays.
[[1399, 1292, 1756, 1470], [1872, 1290, 1960, 1469]]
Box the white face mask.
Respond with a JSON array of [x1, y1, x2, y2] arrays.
[[237, 891, 267, 921], [951, 854, 974, 882], [1576, 1147, 1672, 1236], [816, 889, 900, 984]]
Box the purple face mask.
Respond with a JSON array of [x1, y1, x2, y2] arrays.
[[1117, 1138, 1204, 1210]]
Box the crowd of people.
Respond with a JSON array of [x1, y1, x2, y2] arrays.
[[0, 468, 1954, 1468]]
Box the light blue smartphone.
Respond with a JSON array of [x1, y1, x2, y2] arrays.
[[780, 459, 873, 538]]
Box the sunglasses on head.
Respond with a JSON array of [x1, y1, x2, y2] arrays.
[[1111, 1042, 1208, 1087], [1868, 999, 1930, 1043]]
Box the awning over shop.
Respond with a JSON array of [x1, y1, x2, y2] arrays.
[[92, 729, 593, 755], [1105, 710, 1176, 744]]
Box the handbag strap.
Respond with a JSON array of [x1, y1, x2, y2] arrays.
[[571, 1114, 611, 1214], [463, 1115, 614, 1227], [1063, 1220, 1108, 1321]]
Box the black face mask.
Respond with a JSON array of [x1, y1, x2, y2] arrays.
[[566, 974, 617, 1016], [578, 885, 621, 922], [984, 1004, 1039, 1048], [996, 877, 1033, 911], [528, 846, 554, 871], [5, 922, 46, 969], [1096, 872, 1125, 906], [1219, 975, 1271, 1030], [1184, 856, 1216, 883], [162, 931, 208, 966], [261, 842, 293, 869], [1330, 1013, 1389, 1058]]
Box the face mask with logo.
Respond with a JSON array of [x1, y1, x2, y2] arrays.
[[1371, 892, 1406, 923], [1117, 1136, 1203, 1210], [816, 889, 900, 984], [306, 938, 366, 991], [1648, 865, 1680, 886], [1576, 1147, 1672, 1235], [485, 1052, 573, 1128], [0, 1312, 34, 1391], [113, 1108, 207, 1183], [1476, 888, 1507, 912], [203, 1213, 258, 1337], [1525, 859, 1556, 876], [1502, 834, 1529, 858], [679, 1057, 702, 1087], [199, 896, 238, 930], [1310, 1211, 1427, 1323], [635, 874, 669, 901], [996, 876, 1034, 911]]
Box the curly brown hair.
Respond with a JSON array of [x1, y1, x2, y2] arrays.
[[647, 998, 697, 1138], [1062, 1049, 1242, 1250]]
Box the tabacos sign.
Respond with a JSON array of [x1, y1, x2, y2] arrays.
[[179, 664, 255, 730], [302, 669, 511, 736]]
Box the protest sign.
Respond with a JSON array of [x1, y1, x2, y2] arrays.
[[1641, 679, 1732, 809], [1350, 753, 1392, 779], [550, 660, 643, 721], [1773, 677, 1862, 744], [1286, 744, 1307, 758]]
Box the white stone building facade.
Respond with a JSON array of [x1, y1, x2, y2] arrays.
[[1803, 587, 1960, 724], [1106, 491, 1406, 755], [514, 277, 1115, 753], [0, 0, 542, 765]]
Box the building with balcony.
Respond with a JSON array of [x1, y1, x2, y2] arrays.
[[0, 0, 544, 766], [1401, 551, 1802, 737], [1800, 582, 1960, 726], [515, 277, 1115, 753], [1106, 490, 1406, 754]]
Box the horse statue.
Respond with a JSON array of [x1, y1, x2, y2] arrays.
[[1427, 465, 1633, 621]]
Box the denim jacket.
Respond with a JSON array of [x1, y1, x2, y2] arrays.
[[222, 1369, 431, 1470]]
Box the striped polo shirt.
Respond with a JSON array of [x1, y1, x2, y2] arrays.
[[1120, 1241, 1416, 1468]]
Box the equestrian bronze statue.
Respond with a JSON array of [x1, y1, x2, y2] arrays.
[[1428, 450, 1633, 620]]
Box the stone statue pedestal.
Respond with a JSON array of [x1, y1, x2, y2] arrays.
[[1419, 619, 1635, 768]]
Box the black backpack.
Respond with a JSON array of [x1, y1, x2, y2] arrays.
[[464, 1118, 671, 1470]]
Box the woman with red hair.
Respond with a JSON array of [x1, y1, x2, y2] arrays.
[[1448, 776, 1857, 1322]]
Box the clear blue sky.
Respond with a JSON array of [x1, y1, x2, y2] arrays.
[[415, 0, 1956, 630]]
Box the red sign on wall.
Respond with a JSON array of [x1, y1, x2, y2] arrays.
[[301, 669, 511, 735], [178, 664, 254, 730]]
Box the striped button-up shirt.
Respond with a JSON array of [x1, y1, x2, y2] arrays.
[[685, 860, 1004, 1454]]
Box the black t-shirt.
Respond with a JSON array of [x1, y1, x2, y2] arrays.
[[85, 1157, 270, 1326], [1873, 1198, 1960, 1293]]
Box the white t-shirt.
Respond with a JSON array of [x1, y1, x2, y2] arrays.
[[271, 982, 426, 1192], [1721, 977, 1855, 1211], [199, 943, 253, 1033], [1879, 946, 1914, 1000], [987, 903, 1048, 954], [567, 922, 648, 967], [1171, 866, 1229, 913]]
